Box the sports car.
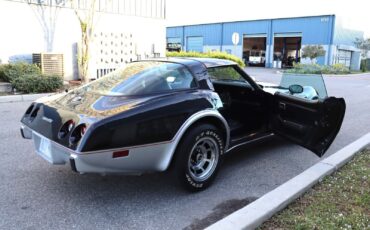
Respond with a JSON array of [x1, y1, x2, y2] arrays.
[[20, 58, 346, 191]]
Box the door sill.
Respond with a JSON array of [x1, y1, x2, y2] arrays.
[[226, 133, 274, 153]]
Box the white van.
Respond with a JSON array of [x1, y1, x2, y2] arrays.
[[248, 50, 266, 66]]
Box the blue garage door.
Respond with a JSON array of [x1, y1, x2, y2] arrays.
[[187, 36, 203, 52]]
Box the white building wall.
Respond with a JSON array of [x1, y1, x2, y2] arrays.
[[0, 1, 166, 80], [350, 51, 361, 70], [0, 1, 50, 63], [89, 12, 166, 79]]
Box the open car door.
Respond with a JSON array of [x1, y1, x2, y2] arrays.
[[270, 73, 346, 157]]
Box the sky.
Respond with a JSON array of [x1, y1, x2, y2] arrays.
[[166, 0, 370, 37]]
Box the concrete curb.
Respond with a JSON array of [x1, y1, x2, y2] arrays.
[[206, 133, 370, 230], [0, 93, 52, 103]]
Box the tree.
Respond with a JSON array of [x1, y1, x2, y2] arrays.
[[302, 45, 326, 64], [28, 1, 62, 52], [354, 38, 370, 71], [70, 0, 97, 83], [354, 38, 370, 58]]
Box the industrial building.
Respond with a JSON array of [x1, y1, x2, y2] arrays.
[[0, 0, 166, 80], [167, 15, 364, 70]]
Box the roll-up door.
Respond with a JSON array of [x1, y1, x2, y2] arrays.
[[187, 36, 203, 52]]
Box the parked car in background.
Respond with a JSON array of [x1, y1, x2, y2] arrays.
[[20, 58, 346, 191], [248, 50, 266, 66]]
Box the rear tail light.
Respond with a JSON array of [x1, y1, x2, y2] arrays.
[[112, 150, 129, 158], [58, 120, 75, 139], [69, 124, 87, 144]]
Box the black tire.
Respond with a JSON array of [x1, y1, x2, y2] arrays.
[[172, 123, 224, 192]]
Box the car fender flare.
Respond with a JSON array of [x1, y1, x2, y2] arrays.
[[165, 109, 230, 170]]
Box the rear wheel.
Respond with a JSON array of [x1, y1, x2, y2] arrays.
[[172, 124, 224, 192]]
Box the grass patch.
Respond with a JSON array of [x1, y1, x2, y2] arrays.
[[260, 150, 370, 230]]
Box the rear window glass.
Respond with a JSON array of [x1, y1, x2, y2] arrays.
[[82, 62, 196, 96]]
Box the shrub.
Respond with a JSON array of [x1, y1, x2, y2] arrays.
[[166, 51, 245, 67], [12, 74, 63, 93], [0, 62, 41, 83], [285, 63, 322, 74], [285, 63, 350, 75], [0, 62, 62, 93], [326, 63, 351, 74]]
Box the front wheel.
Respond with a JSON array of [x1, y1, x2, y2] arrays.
[[172, 124, 224, 192]]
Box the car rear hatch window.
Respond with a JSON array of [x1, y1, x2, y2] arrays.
[[81, 61, 196, 96]]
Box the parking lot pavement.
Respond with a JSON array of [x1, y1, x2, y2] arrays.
[[245, 67, 281, 84], [1, 71, 370, 229]]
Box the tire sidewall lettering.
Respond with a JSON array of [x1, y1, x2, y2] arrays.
[[186, 129, 224, 188]]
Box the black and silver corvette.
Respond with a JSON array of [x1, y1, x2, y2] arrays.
[[20, 58, 346, 191]]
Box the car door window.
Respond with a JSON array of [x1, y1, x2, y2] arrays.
[[279, 73, 328, 100], [208, 66, 251, 86]]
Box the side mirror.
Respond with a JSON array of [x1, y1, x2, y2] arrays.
[[288, 84, 304, 94]]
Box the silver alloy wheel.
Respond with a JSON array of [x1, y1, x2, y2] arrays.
[[188, 136, 219, 182]]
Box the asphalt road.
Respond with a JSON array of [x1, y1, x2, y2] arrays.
[[1, 69, 370, 230]]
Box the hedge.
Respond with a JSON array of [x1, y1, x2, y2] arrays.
[[0, 62, 63, 93], [285, 63, 351, 75], [11, 74, 63, 93], [0, 62, 41, 82], [166, 51, 245, 67]]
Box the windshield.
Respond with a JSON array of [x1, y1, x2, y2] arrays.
[[80, 61, 196, 96]]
